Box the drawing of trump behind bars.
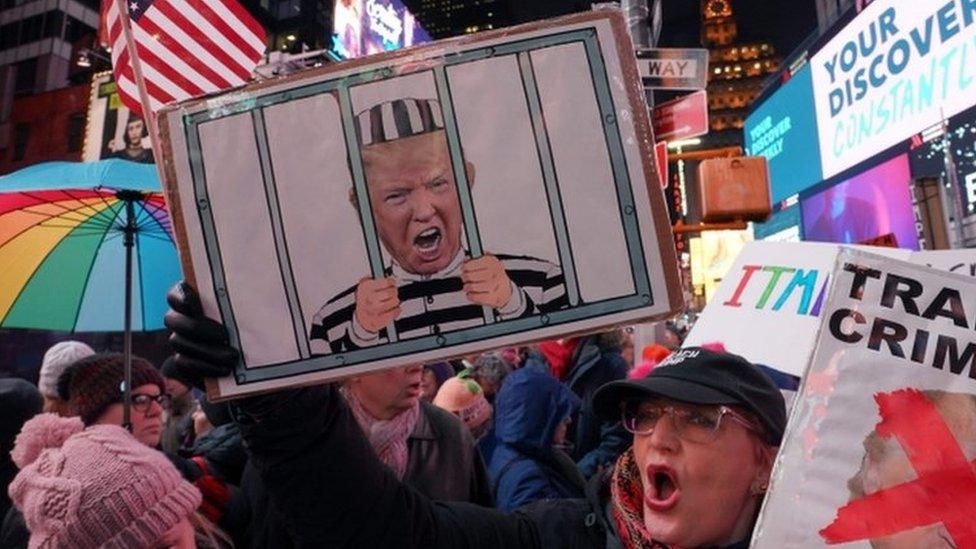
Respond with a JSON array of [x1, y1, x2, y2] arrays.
[[310, 98, 569, 353]]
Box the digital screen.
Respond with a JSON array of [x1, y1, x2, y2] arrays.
[[801, 153, 919, 249], [810, 0, 976, 178], [744, 65, 822, 204], [752, 203, 802, 242], [332, 0, 432, 59], [909, 107, 976, 216]]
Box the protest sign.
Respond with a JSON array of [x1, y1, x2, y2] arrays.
[[684, 241, 909, 376], [912, 249, 976, 278], [157, 11, 682, 398], [753, 248, 976, 548]]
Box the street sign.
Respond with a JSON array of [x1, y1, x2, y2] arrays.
[[652, 90, 708, 142], [654, 141, 668, 189], [637, 48, 709, 90]]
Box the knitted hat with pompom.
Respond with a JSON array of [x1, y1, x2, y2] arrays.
[[9, 413, 201, 549]]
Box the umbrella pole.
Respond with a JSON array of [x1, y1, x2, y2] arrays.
[[119, 191, 142, 431]]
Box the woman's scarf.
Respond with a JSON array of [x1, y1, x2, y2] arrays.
[[341, 386, 420, 480], [610, 448, 668, 549]]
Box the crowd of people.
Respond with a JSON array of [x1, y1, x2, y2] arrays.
[[0, 282, 791, 548]]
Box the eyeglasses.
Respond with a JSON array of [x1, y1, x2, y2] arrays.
[[130, 393, 172, 412], [621, 400, 759, 444]]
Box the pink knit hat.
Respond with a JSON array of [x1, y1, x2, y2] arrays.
[[9, 413, 201, 549]]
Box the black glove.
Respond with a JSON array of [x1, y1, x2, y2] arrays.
[[164, 281, 239, 390]]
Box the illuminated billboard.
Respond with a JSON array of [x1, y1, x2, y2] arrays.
[[744, 65, 822, 203], [332, 0, 432, 59], [801, 153, 919, 249], [810, 0, 976, 178], [752, 203, 802, 242]]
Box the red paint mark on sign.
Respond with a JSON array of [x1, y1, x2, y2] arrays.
[[820, 389, 976, 547]]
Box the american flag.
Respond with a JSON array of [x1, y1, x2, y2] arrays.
[[105, 0, 266, 115]]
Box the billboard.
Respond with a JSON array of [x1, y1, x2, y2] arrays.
[[811, 0, 976, 178], [752, 202, 802, 242], [332, 0, 432, 59], [82, 73, 154, 164], [801, 153, 919, 249], [744, 65, 823, 203]]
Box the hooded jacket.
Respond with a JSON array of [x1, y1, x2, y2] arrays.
[[489, 363, 584, 511], [561, 337, 631, 477]]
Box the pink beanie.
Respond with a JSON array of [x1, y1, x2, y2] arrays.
[[9, 414, 202, 549]]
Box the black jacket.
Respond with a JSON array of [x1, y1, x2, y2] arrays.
[[235, 384, 757, 549], [564, 337, 631, 477], [235, 384, 612, 548]]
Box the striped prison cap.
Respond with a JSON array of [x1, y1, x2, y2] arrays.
[[356, 98, 444, 147]]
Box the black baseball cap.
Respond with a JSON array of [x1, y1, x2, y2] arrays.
[[592, 346, 787, 445]]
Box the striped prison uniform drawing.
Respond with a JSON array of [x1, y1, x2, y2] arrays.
[[309, 252, 568, 354]]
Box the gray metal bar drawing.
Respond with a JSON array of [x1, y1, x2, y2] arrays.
[[338, 85, 399, 342], [186, 124, 244, 373], [433, 66, 495, 326], [252, 109, 311, 359], [517, 52, 582, 307]]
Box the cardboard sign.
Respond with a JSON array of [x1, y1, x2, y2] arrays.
[[157, 11, 682, 399], [686, 243, 976, 377], [684, 241, 910, 376], [753, 248, 976, 548], [636, 48, 708, 90], [651, 90, 708, 142]]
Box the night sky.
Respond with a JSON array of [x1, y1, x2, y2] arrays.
[[659, 0, 819, 58]]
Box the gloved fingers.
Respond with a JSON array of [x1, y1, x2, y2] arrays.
[[169, 332, 240, 368], [167, 281, 204, 317], [171, 353, 235, 383], [164, 309, 229, 344]]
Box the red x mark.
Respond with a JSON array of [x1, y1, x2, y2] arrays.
[[820, 389, 976, 548]]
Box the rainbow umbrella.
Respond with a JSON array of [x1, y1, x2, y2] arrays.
[[0, 159, 181, 332]]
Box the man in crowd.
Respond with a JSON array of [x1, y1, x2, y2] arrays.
[[35, 340, 93, 415], [166, 281, 786, 548], [310, 98, 568, 353]]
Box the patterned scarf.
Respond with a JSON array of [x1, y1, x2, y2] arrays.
[[610, 448, 670, 549], [341, 386, 420, 480]]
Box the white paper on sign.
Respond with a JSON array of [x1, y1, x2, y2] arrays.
[[683, 241, 909, 376], [752, 248, 976, 548]]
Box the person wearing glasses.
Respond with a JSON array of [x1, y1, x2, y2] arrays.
[[1, 352, 240, 549], [166, 281, 787, 549]]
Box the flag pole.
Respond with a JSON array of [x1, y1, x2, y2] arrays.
[[111, 0, 165, 431]]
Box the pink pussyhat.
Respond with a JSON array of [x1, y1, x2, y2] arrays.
[[9, 413, 201, 549]]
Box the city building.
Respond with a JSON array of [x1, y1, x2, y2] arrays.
[[405, 0, 586, 39], [0, 0, 100, 171], [700, 0, 779, 146], [241, 0, 332, 54], [0, 82, 88, 173], [813, 0, 853, 32]]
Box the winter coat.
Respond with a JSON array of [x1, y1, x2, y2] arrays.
[[235, 383, 758, 549], [237, 396, 492, 548], [184, 422, 247, 485], [406, 401, 493, 506], [489, 364, 585, 511], [564, 337, 631, 477]]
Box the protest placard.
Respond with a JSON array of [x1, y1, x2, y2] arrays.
[[753, 248, 976, 548], [156, 11, 682, 398], [684, 241, 910, 376]]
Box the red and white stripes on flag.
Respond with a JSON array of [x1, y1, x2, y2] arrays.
[[106, 0, 266, 116]]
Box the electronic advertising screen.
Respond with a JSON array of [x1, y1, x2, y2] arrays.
[[801, 153, 919, 249], [911, 108, 976, 217], [332, 0, 432, 60], [752, 203, 802, 242], [744, 65, 822, 204], [810, 0, 976, 179]]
